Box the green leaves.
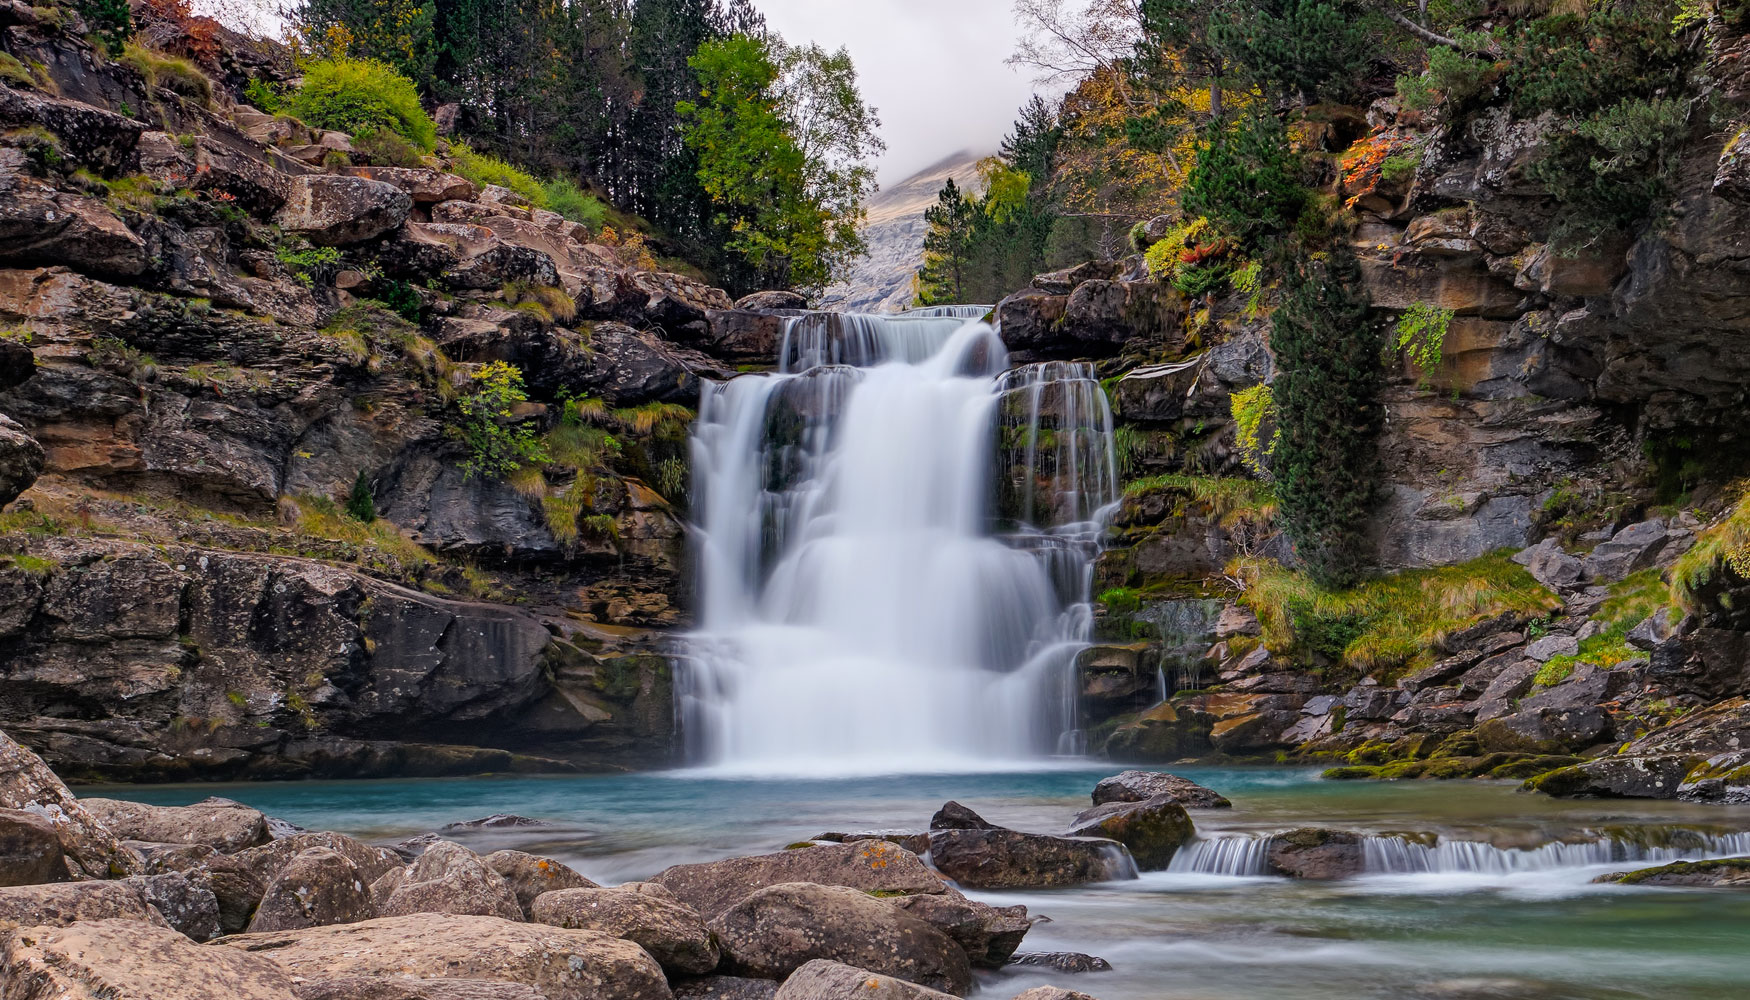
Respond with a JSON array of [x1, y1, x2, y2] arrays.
[[454, 362, 548, 481], [284, 57, 438, 152]]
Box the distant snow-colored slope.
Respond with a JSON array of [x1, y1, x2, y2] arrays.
[[818, 150, 992, 314]]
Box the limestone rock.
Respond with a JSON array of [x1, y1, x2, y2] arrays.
[[651, 841, 943, 921], [711, 882, 972, 995], [220, 914, 669, 1000], [0, 919, 298, 1000], [249, 847, 376, 933], [929, 801, 997, 831], [275, 175, 412, 246], [1091, 770, 1231, 809], [378, 841, 521, 921], [0, 807, 65, 886], [771, 960, 959, 1000], [673, 977, 778, 1000], [531, 883, 718, 976], [483, 849, 597, 919], [811, 831, 932, 855], [0, 728, 139, 878], [1265, 829, 1366, 880], [734, 290, 808, 311], [1066, 796, 1193, 871], [1524, 635, 1580, 662], [79, 796, 271, 853], [293, 978, 545, 1000], [1525, 754, 1700, 799], [1581, 519, 1672, 583], [135, 871, 222, 941], [886, 888, 1029, 968], [1514, 539, 1583, 591], [0, 879, 170, 928], [339, 166, 476, 204], [928, 824, 1134, 890]]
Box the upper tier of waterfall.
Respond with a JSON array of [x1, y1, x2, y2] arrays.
[[680, 310, 1117, 774]]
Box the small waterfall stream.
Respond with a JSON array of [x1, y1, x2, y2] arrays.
[[680, 310, 1118, 772], [1166, 830, 1750, 877]]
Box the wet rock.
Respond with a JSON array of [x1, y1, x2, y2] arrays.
[[1006, 952, 1114, 973], [1010, 989, 1102, 1000], [930, 801, 998, 830], [0, 728, 139, 878], [812, 831, 931, 855], [221, 914, 668, 1000], [1525, 754, 1700, 799], [293, 978, 544, 1000], [249, 847, 375, 933], [378, 841, 521, 921], [702, 308, 788, 365], [483, 849, 598, 919], [673, 977, 779, 1000], [80, 796, 272, 853], [0, 807, 66, 886], [1067, 796, 1193, 871], [1, 918, 299, 999], [651, 841, 943, 921], [929, 822, 1134, 890], [887, 887, 1030, 968], [712, 883, 972, 994], [531, 883, 719, 976], [1265, 828, 1366, 880], [772, 960, 957, 1000], [136, 870, 222, 941], [1597, 858, 1750, 887], [275, 175, 413, 246], [1112, 357, 1203, 422], [0, 878, 170, 928], [444, 814, 549, 831], [1092, 770, 1231, 810], [1490, 706, 1611, 749]]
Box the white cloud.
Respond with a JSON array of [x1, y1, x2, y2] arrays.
[[755, 0, 1049, 185]]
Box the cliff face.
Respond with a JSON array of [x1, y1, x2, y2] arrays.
[[817, 150, 992, 313], [0, 5, 757, 779]]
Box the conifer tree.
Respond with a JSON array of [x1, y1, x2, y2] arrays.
[[917, 179, 978, 305], [1269, 244, 1382, 589]]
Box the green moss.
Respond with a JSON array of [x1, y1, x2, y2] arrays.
[[1321, 765, 1383, 780], [1610, 857, 1750, 885], [450, 143, 545, 206], [1229, 385, 1275, 476], [2, 554, 55, 578], [1672, 484, 1750, 609], [119, 43, 211, 105]]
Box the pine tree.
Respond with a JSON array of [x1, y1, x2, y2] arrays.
[[1269, 244, 1382, 590], [346, 470, 377, 523], [917, 179, 977, 305]]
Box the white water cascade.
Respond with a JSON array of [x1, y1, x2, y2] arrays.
[[679, 310, 1118, 773], [1165, 830, 1750, 877]]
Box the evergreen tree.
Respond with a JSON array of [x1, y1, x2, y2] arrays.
[[917, 179, 978, 304], [346, 470, 377, 522], [1269, 245, 1382, 589]]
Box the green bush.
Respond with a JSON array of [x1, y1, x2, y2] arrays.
[[345, 470, 377, 522], [276, 242, 340, 286], [454, 361, 548, 480], [1504, 10, 1690, 119], [1530, 97, 1692, 236], [540, 178, 608, 228], [1211, 0, 1374, 103], [449, 143, 544, 206], [77, 0, 132, 56], [120, 44, 212, 106], [243, 77, 283, 113], [1183, 112, 1307, 251], [1394, 303, 1453, 384], [351, 127, 424, 168], [284, 57, 437, 152]]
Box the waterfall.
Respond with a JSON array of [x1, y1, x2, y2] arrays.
[[1167, 835, 1274, 876], [902, 304, 994, 319], [679, 311, 1118, 773], [1163, 831, 1750, 878]]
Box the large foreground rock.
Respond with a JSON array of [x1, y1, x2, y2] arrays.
[[1597, 858, 1750, 887], [1265, 829, 1366, 880], [0, 919, 298, 999], [376, 841, 521, 921], [0, 808, 67, 886], [651, 841, 943, 920], [293, 979, 544, 1000], [220, 914, 669, 1000], [928, 820, 1134, 890], [248, 847, 376, 932], [711, 882, 972, 995], [531, 883, 718, 976], [672, 977, 777, 1000], [0, 879, 170, 928], [485, 849, 598, 919], [887, 888, 1030, 968], [0, 729, 139, 878], [1067, 796, 1193, 871], [772, 960, 958, 1000], [276, 175, 413, 246], [1091, 771, 1231, 809], [80, 797, 272, 853], [193, 832, 404, 934]]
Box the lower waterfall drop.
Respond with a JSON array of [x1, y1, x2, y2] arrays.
[[679, 311, 1117, 773]]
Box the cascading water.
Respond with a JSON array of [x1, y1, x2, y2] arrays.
[[1165, 830, 1750, 877], [679, 310, 1118, 773]]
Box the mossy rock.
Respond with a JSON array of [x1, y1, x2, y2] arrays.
[[1321, 765, 1383, 780], [1377, 759, 1428, 779], [1428, 731, 1482, 760], [1521, 764, 1588, 795], [1486, 754, 1584, 780], [1601, 857, 1750, 887]]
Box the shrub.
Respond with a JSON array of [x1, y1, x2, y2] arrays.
[[1211, 0, 1374, 103], [351, 127, 423, 167], [276, 241, 341, 285], [380, 279, 424, 323], [1530, 97, 1692, 237], [1183, 112, 1308, 251], [1230, 384, 1276, 476], [284, 57, 436, 151], [540, 178, 607, 228], [1270, 245, 1382, 589], [1671, 484, 1750, 609], [502, 282, 577, 324], [120, 43, 212, 105], [454, 361, 548, 480], [1394, 303, 1453, 384], [449, 143, 544, 206], [1504, 10, 1690, 118], [77, 0, 132, 55], [345, 470, 376, 522], [243, 77, 283, 113]]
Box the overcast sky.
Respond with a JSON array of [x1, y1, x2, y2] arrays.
[[755, 0, 1044, 185]]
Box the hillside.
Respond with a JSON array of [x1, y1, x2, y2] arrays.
[[817, 150, 992, 313]]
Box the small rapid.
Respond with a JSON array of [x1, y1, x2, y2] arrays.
[[1166, 830, 1750, 877]]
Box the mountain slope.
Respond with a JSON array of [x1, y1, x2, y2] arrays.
[[818, 150, 993, 314]]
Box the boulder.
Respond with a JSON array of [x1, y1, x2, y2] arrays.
[[1112, 358, 1203, 422], [0, 879, 170, 928], [651, 841, 943, 921], [1513, 538, 1583, 591], [711, 883, 972, 994], [1265, 829, 1366, 880], [484, 849, 598, 919], [734, 290, 808, 311], [1491, 706, 1611, 749], [135, 871, 222, 941], [275, 175, 413, 246], [672, 978, 779, 1000], [887, 888, 1030, 968], [293, 979, 544, 1000], [1006, 953, 1113, 973], [0, 163, 149, 277], [339, 166, 477, 204], [220, 914, 669, 1000], [1597, 858, 1750, 888], [929, 801, 997, 830], [1525, 754, 1701, 799], [811, 831, 932, 855], [445, 814, 549, 831], [1091, 771, 1231, 809], [1582, 520, 1671, 583], [377, 841, 521, 921], [79, 796, 272, 853], [771, 960, 957, 1000], [0, 807, 67, 886], [1066, 796, 1193, 871], [0, 729, 139, 878], [928, 826, 1134, 890], [0, 919, 298, 999], [233, 833, 405, 886], [1523, 635, 1580, 662], [249, 847, 376, 933], [530, 883, 719, 976]]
